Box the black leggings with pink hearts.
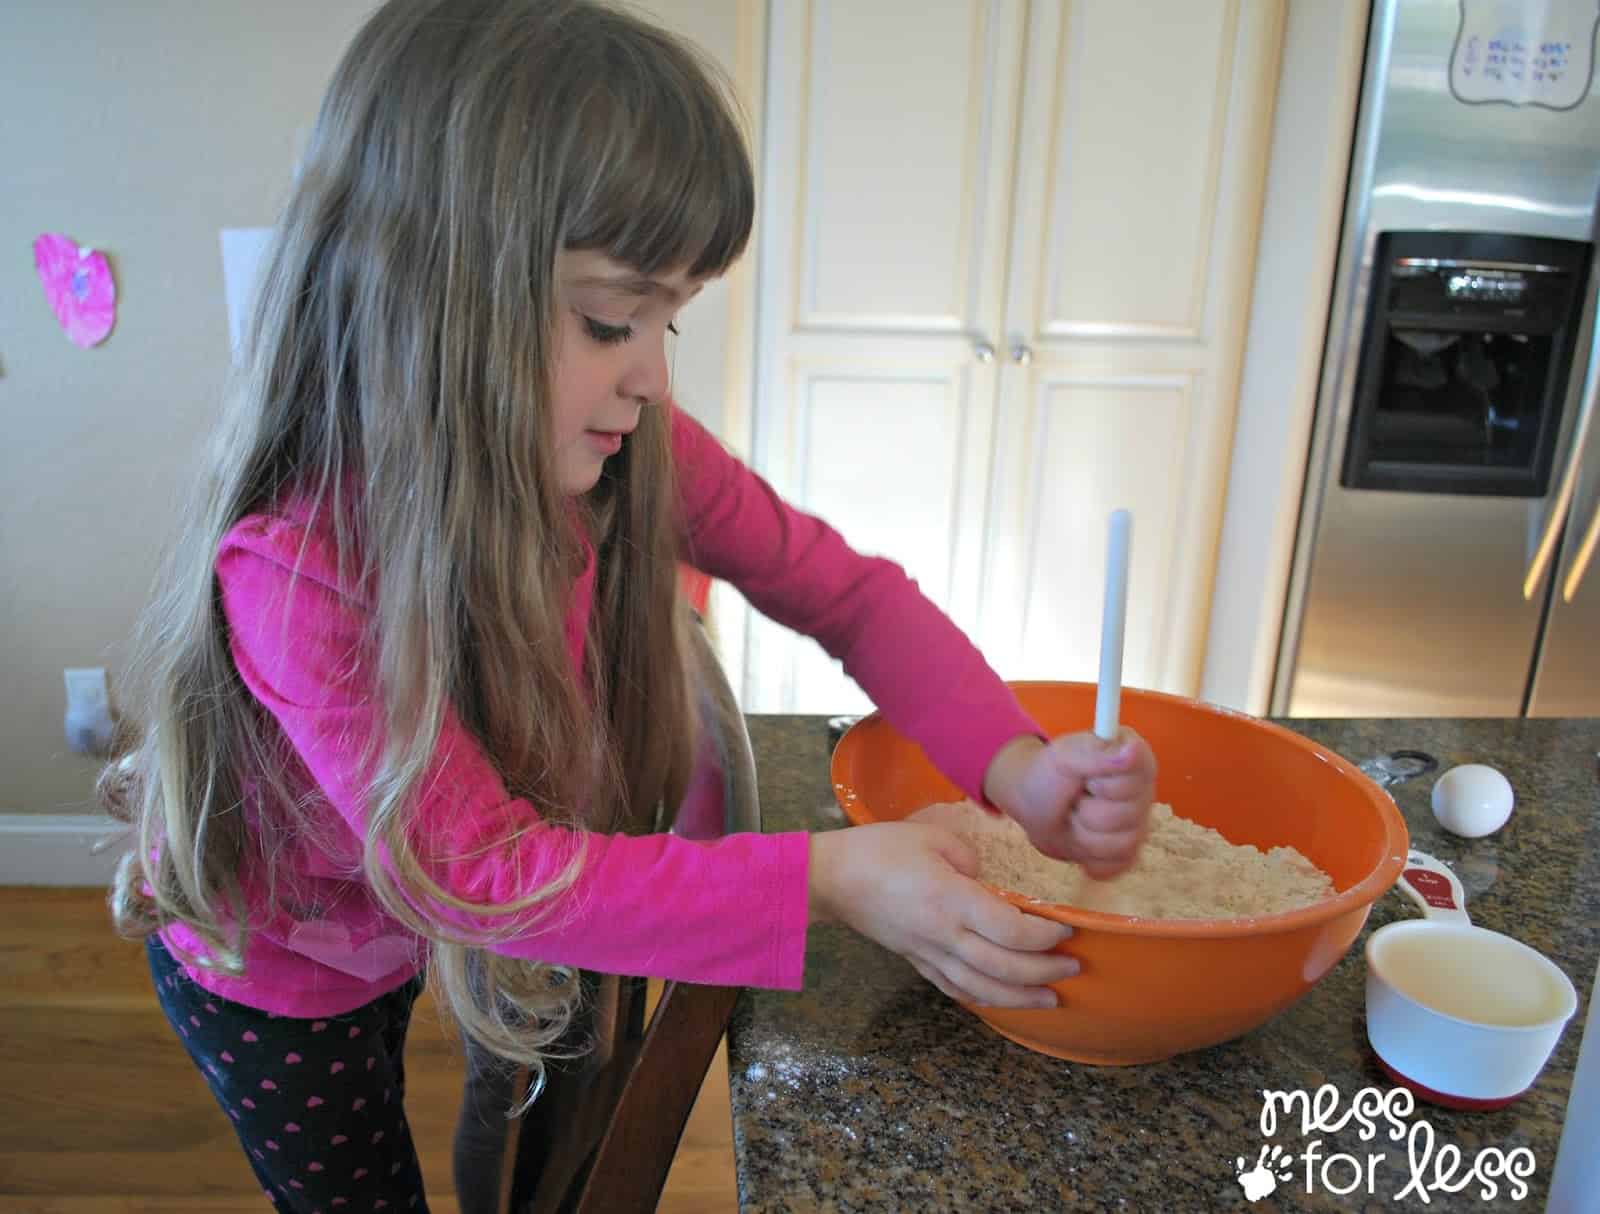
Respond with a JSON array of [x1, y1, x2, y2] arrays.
[[147, 936, 429, 1213]]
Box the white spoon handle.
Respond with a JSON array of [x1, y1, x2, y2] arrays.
[[1094, 510, 1132, 742]]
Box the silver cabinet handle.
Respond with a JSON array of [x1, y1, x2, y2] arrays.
[[1010, 343, 1033, 365], [1525, 270, 1600, 600], [973, 340, 996, 364]]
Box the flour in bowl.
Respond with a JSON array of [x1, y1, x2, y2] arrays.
[[909, 800, 1335, 919]]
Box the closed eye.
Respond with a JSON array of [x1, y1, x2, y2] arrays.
[[583, 316, 632, 345]]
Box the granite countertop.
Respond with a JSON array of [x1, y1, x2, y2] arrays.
[[728, 715, 1600, 1212]]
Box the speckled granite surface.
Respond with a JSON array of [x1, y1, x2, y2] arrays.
[[729, 715, 1599, 1212]]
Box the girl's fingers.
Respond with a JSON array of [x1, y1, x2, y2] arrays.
[[1070, 795, 1149, 836], [922, 951, 1060, 1009], [1042, 732, 1125, 780], [959, 888, 1073, 952], [1066, 820, 1146, 863], [910, 957, 969, 1005], [1047, 728, 1150, 775], [1082, 771, 1150, 801], [953, 930, 1080, 988]]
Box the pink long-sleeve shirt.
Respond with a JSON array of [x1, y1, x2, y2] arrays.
[[161, 407, 1041, 1017]]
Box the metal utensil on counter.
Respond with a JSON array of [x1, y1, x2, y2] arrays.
[[1357, 749, 1438, 790], [1365, 850, 1578, 1109]]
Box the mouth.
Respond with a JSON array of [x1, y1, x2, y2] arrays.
[[584, 426, 631, 455]]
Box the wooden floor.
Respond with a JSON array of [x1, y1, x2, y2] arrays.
[[0, 887, 738, 1213]]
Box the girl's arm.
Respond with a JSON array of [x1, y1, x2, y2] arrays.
[[671, 407, 1041, 807], [217, 513, 809, 990], [671, 407, 1155, 873]]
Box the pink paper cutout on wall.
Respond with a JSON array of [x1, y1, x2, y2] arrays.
[[33, 232, 117, 349]]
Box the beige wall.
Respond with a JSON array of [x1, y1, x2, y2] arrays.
[[0, 1, 754, 816]]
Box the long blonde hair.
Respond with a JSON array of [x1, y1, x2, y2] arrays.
[[104, 0, 752, 1081]]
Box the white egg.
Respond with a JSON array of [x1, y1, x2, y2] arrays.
[[1430, 764, 1514, 838]]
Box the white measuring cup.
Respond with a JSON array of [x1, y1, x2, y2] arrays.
[[1365, 850, 1578, 1109]]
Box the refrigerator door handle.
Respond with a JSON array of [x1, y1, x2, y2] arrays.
[[1561, 495, 1600, 602], [1524, 274, 1600, 601]]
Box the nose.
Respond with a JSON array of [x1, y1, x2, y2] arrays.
[[617, 329, 672, 406]]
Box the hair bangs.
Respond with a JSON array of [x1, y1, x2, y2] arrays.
[[560, 23, 753, 278]]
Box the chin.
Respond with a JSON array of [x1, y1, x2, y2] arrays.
[[560, 466, 605, 496]]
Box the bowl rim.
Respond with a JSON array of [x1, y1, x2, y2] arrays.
[[830, 680, 1411, 939], [1365, 920, 1581, 1031]]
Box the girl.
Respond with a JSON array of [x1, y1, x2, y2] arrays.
[[103, 1, 1157, 1211]]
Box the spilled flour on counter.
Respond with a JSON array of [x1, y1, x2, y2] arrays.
[[909, 800, 1334, 919]]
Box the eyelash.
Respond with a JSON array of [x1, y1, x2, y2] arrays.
[[582, 317, 680, 346]]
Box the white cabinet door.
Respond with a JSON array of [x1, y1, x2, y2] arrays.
[[746, 0, 1028, 711], [744, 0, 1283, 712], [981, 0, 1285, 697]]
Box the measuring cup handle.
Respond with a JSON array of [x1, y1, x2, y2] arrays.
[[1395, 850, 1472, 925]]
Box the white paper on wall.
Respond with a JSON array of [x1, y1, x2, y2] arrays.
[[1451, 0, 1599, 110], [219, 227, 275, 359]]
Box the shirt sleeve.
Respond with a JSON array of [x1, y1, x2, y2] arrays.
[[215, 513, 811, 989], [671, 407, 1044, 804]]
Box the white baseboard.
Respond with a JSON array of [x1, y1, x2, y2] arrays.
[[0, 813, 125, 886]]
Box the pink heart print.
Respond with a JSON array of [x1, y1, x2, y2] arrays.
[[286, 919, 418, 984], [307, 1096, 325, 1108], [242, 1031, 259, 1043], [285, 1052, 303, 1064], [32, 233, 116, 348]]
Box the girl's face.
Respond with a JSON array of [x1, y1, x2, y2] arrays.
[[552, 250, 704, 495]]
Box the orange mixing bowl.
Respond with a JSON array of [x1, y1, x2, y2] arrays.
[[830, 681, 1409, 1065]]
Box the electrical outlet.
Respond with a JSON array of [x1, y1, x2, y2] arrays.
[[63, 666, 115, 756]]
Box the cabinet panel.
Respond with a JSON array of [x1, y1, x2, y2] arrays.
[[783, 371, 971, 712], [798, 0, 1001, 331], [1040, 0, 1238, 339], [1011, 377, 1190, 688]]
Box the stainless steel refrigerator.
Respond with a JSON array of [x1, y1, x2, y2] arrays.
[[1275, 0, 1600, 718]]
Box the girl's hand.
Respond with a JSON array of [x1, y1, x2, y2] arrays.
[[982, 729, 1157, 879], [807, 823, 1078, 1008]]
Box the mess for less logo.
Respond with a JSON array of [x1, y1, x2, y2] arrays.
[[1232, 1084, 1537, 1203]]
